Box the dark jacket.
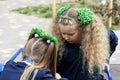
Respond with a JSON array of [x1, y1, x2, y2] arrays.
[[57, 43, 105, 80], [108, 30, 118, 57], [57, 30, 118, 80], [0, 60, 68, 80]]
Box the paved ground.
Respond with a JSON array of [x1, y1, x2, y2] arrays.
[[0, 0, 120, 79], [0, 0, 52, 64]]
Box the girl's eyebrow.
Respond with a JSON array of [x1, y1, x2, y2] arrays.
[[62, 32, 74, 35], [61, 31, 75, 33]]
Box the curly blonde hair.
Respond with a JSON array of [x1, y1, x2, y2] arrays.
[[50, 8, 110, 74]]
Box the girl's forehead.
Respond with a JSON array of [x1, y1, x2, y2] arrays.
[[59, 24, 78, 32]]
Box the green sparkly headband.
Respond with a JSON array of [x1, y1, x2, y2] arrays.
[[57, 5, 72, 17], [57, 6, 93, 25], [31, 28, 58, 45]]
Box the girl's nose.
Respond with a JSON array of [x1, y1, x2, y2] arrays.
[[64, 35, 69, 40]]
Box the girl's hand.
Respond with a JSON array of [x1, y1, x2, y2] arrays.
[[55, 73, 61, 79], [102, 63, 110, 72]]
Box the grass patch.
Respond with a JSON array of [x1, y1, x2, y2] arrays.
[[11, 1, 87, 18], [11, 5, 53, 18], [108, 26, 120, 30], [11, 1, 120, 29]]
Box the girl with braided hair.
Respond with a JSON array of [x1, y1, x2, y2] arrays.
[[50, 6, 117, 80], [0, 28, 68, 80]]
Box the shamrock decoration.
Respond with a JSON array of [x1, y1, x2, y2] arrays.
[[31, 28, 58, 45], [77, 8, 93, 25], [57, 5, 72, 16]]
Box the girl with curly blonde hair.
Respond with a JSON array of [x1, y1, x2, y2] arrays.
[[50, 6, 111, 80]]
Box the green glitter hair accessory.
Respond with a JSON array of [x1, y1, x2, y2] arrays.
[[31, 28, 58, 45], [57, 5, 72, 17], [77, 8, 93, 25]]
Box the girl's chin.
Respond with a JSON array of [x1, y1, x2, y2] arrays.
[[68, 41, 74, 44], [68, 41, 79, 44]]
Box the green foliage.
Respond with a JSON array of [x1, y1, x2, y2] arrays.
[[113, 16, 120, 25], [108, 26, 120, 30], [108, 26, 117, 30], [11, 0, 120, 28], [12, 5, 52, 18]]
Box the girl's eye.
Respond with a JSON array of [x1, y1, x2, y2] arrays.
[[62, 33, 74, 36], [63, 33, 66, 35], [68, 33, 74, 36], [62, 33, 66, 35]]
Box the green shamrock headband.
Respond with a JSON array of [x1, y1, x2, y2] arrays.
[[57, 5, 72, 17], [31, 28, 58, 45], [57, 6, 93, 25]]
